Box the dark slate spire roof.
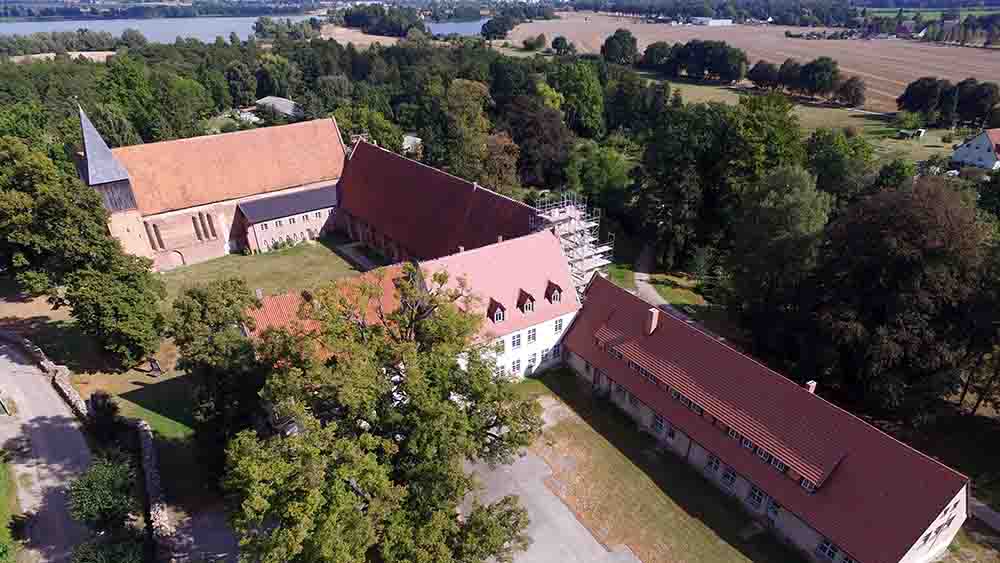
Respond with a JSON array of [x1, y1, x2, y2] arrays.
[[79, 106, 129, 186]]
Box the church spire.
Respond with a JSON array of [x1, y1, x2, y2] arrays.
[[78, 106, 129, 186]]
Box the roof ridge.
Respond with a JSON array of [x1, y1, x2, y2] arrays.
[[594, 276, 969, 482], [423, 229, 556, 263], [113, 118, 337, 152]]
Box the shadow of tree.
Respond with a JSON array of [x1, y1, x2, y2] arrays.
[[119, 376, 197, 432], [0, 315, 119, 374], [531, 369, 807, 563]]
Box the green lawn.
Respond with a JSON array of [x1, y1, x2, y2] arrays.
[[527, 369, 806, 563], [0, 458, 18, 560], [608, 263, 636, 290], [160, 237, 361, 303], [650, 273, 706, 306]]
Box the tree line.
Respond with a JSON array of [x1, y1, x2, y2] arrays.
[[0, 28, 148, 57], [481, 4, 558, 40], [333, 5, 427, 37], [571, 0, 858, 27], [0, 1, 305, 22], [747, 57, 866, 107], [897, 76, 1000, 127]]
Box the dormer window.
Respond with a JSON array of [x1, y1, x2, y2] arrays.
[[801, 478, 817, 494], [489, 299, 506, 323], [518, 289, 535, 314], [494, 309, 505, 323], [546, 281, 563, 303]]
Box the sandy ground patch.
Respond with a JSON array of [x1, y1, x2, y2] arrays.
[[7, 51, 113, 64], [320, 25, 399, 48]]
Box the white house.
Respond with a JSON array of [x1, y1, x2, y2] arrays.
[[952, 129, 1000, 171], [691, 17, 733, 25], [423, 230, 580, 378]]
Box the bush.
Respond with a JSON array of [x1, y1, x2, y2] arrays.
[[522, 33, 546, 51], [942, 133, 955, 143], [71, 536, 144, 563], [68, 454, 136, 533], [894, 110, 924, 130]]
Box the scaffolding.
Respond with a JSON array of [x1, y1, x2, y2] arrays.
[[531, 193, 615, 297]]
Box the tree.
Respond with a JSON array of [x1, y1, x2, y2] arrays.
[[778, 58, 803, 93], [638, 41, 673, 70], [168, 278, 264, 478], [601, 29, 639, 65], [225, 61, 258, 107], [153, 71, 213, 140], [835, 76, 866, 107], [256, 53, 302, 99], [68, 455, 136, 533], [481, 132, 521, 195], [805, 128, 876, 204], [897, 76, 945, 115], [747, 60, 780, 90], [811, 178, 990, 413], [119, 28, 147, 50], [549, 61, 605, 138], [333, 103, 404, 153], [800, 57, 840, 98], [727, 165, 832, 359], [566, 140, 632, 215], [87, 391, 126, 446], [198, 67, 233, 111], [99, 54, 155, 139], [522, 33, 547, 51], [224, 264, 542, 563], [87, 103, 142, 148], [551, 36, 574, 56], [872, 157, 916, 191], [71, 537, 144, 563], [423, 79, 492, 182], [499, 96, 573, 187]]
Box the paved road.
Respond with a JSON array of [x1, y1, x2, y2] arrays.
[[0, 342, 90, 563], [633, 245, 668, 308], [469, 453, 641, 563]]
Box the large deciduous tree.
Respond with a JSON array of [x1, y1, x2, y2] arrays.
[[224, 264, 542, 563], [549, 61, 605, 138], [600, 29, 639, 65], [225, 61, 258, 107], [333, 103, 404, 153], [811, 178, 990, 413], [168, 278, 264, 479], [499, 96, 573, 188]]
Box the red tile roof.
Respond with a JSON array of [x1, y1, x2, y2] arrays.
[[113, 119, 347, 216], [563, 276, 969, 563], [987, 129, 1000, 156], [244, 266, 404, 341], [337, 141, 537, 260], [423, 230, 580, 340]]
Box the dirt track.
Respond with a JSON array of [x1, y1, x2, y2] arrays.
[[508, 12, 1000, 111]]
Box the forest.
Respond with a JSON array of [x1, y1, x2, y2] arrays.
[[3, 23, 1000, 560]]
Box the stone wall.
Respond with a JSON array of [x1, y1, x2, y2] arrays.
[[0, 330, 177, 561]]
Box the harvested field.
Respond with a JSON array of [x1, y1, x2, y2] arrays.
[[507, 12, 1000, 111], [7, 50, 113, 63], [320, 24, 399, 47]]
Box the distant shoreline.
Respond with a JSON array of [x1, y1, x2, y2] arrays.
[[0, 12, 312, 25]]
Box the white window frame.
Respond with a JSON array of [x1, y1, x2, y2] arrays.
[[552, 290, 561, 302], [554, 318, 564, 333], [747, 486, 764, 509], [771, 457, 787, 473], [527, 328, 536, 344], [728, 427, 739, 440], [541, 348, 551, 361], [523, 299, 534, 313], [494, 309, 505, 323], [757, 448, 772, 463], [706, 455, 720, 473], [801, 478, 817, 493], [741, 437, 753, 450], [721, 467, 736, 489], [511, 333, 521, 349], [816, 540, 838, 560]]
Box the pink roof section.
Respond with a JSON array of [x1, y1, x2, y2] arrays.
[[987, 129, 1000, 156], [564, 276, 969, 563], [423, 230, 581, 340]]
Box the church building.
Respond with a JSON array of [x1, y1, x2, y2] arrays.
[[76, 108, 347, 270]]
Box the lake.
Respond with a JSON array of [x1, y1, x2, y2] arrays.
[[0, 16, 489, 43]]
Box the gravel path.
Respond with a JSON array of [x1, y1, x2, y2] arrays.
[[0, 342, 90, 563]]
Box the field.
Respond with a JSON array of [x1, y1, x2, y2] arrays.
[[320, 24, 399, 47], [507, 12, 1000, 111], [867, 7, 1000, 18]]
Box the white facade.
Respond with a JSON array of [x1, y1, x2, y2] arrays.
[[493, 311, 577, 378], [691, 17, 733, 25], [563, 350, 969, 563], [952, 131, 1000, 171]]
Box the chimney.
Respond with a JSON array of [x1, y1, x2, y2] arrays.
[[645, 307, 659, 335], [497, 235, 504, 243], [254, 288, 264, 300], [805, 380, 818, 394], [458, 246, 465, 253]]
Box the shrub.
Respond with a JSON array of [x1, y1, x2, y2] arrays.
[[71, 536, 144, 563], [86, 391, 126, 446], [894, 110, 924, 130], [68, 455, 136, 533]]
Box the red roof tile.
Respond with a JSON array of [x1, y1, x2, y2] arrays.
[[563, 276, 969, 563], [423, 230, 581, 339], [337, 141, 537, 260]]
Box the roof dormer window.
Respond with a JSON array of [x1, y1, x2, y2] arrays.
[[552, 290, 561, 303], [546, 281, 563, 303], [494, 309, 505, 323], [801, 478, 817, 494], [518, 289, 535, 314], [489, 299, 506, 323], [523, 299, 534, 313]]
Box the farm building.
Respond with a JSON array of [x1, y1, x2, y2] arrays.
[[951, 129, 1000, 171], [562, 275, 969, 563], [76, 108, 347, 270]]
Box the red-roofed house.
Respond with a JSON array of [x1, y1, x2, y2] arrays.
[[423, 230, 581, 377], [336, 141, 538, 262], [952, 129, 1000, 171], [562, 275, 969, 563]]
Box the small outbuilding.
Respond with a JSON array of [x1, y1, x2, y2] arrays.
[[951, 129, 1000, 171], [236, 185, 338, 252]]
